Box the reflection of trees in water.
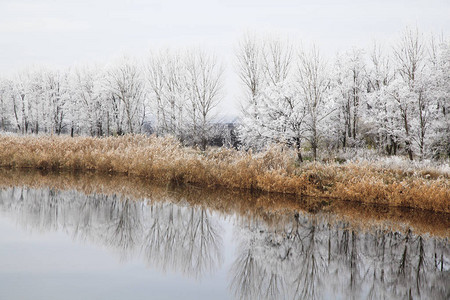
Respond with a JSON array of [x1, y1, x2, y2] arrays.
[[142, 203, 222, 278], [231, 218, 284, 300], [107, 197, 143, 259], [0, 187, 223, 279], [230, 215, 330, 300], [0, 187, 448, 299], [231, 213, 449, 300]]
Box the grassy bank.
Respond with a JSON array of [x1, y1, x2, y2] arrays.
[[0, 134, 448, 213]]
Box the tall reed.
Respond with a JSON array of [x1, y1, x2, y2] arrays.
[[0, 134, 448, 213]]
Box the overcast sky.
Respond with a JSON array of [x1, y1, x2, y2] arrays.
[[1, 0, 449, 115]]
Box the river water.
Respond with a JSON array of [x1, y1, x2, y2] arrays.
[[0, 171, 448, 300]]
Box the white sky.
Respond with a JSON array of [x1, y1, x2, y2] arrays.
[[1, 0, 449, 116]]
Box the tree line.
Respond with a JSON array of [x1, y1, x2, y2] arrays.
[[0, 27, 448, 159], [0, 50, 224, 150], [237, 29, 449, 161]]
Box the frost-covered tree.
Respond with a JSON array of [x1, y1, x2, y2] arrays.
[[239, 43, 334, 161], [332, 48, 367, 148], [185, 50, 224, 150], [42, 68, 71, 135], [261, 36, 293, 87], [236, 34, 293, 114], [146, 49, 188, 140], [239, 81, 306, 161], [424, 36, 450, 158], [238, 37, 301, 156], [363, 28, 449, 160], [297, 46, 333, 160], [392, 28, 427, 160], [10, 70, 31, 134], [71, 65, 107, 136], [104, 57, 147, 135], [26, 68, 45, 134], [0, 78, 13, 131], [146, 48, 225, 149], [236, 33, 265, 109], [365, 43, 397, 154]]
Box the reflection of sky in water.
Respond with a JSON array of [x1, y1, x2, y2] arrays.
[[0, 187, 448, 300]]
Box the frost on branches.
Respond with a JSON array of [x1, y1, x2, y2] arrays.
[[237, 29, 449, 161]]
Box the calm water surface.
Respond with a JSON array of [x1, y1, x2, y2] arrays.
[[0, 183, 448, 300]]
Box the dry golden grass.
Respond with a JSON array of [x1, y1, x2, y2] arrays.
[[0, 134, 448, 213]]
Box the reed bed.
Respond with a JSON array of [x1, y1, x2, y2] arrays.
[[0, 134, 448, 213]]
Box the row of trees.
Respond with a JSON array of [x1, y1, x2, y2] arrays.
[[0, 51, 224, 150], [237, 29, 449, 161], [147, 49, 224, 149], [0, 28, 448, 159]]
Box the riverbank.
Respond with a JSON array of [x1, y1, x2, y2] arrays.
[[0, 134, 448, 213]]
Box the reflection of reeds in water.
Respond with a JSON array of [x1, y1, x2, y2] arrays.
[[0, 176, 448, 300], [0, 168, 448, 237], [0, 135, 448, 212]]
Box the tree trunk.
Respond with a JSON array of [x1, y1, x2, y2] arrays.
[[403, 111, 414, 160], [295, 138, 303, 163], [407, 147, 413, 161], [107, 111, 110, 136]]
